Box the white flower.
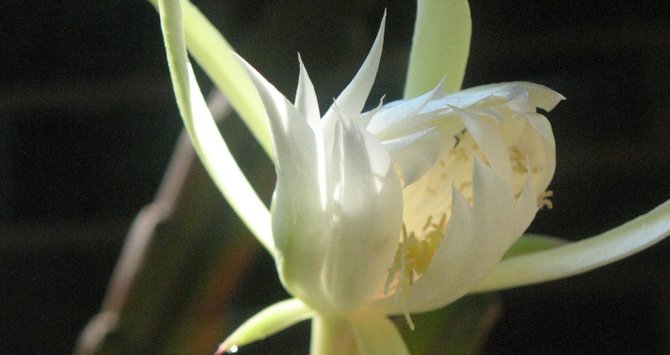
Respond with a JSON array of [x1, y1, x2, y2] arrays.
[[222, 17, 562, 354], [154, 1, 670, 353]]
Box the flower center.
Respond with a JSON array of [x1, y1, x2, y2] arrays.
[[384, 214, 447, 296], [383, 214, 447, 329]]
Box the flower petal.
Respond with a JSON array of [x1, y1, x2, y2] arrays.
[[350, 315, 409, 355], [366, 81, 447, 140], [382, 127, 442, 186], [295, 55, 321, 130], [473, 199, 670, 293], [376, 160, 521, 314], [424, 82, 564, 114], [322, 13, 386, 125], [322, 111, 403, 312], [454, 106, 512, 182], [217, 299, 313, 354], [237, 55, 331, 309], [415, 160, 518, 311]]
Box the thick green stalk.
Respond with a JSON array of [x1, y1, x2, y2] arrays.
[[404, 0, 471, 98], [310, 315, 356, 355]]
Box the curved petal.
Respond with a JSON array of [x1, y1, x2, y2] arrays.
[[318, 16, 387, 190], [295, 55, 321, 129], [424, 82, 564, 113], [400, 160, 519, 313], [322, 14, 386, 125], [382, 127, 442, 186], [351, 315, 409, 355], [473, 199, 670, 293], [455, 106, 512, 182], [367, 81, 446, 140], [322, 112, 403, 313], [237, 55, 331, 309], [217, 299, 313, 354]]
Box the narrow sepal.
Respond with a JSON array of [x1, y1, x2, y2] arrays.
[[473, 200, 670, 292], [217, 299, 313, 354], [157, 0, 273, 252]]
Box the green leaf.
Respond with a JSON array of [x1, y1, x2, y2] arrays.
[[404, 0, 471, 98]]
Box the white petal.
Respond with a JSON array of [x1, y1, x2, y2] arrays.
[[366, 81, 446, 140], [376, 160, 521, 314], [425, 82, 563, 114], [321, 111, 403, 313], [319, 15, 386, 173], [473, 199, 670, 292], [350, 315, 409, 355], [422, 161, 516, 310], [237, 55, 331, 309], [453, 106, 512, 181], [382, 127, 442, 186], [295, 55, 321, 130], [322, 14, 386, 125], [523, 113, 556, 193]]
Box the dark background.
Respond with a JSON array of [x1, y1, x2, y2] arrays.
[[1, 0, 669, 354]]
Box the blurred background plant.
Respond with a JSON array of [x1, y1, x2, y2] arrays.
[[1, 0, 669, 354]]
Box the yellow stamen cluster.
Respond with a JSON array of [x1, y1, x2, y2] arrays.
[[384, 214, 447, 330], [384, 214, 447, 296]]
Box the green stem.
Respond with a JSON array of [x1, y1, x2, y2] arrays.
[[310, 315, 356, 355]]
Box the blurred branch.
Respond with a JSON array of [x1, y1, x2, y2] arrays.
[[75, 91, 260, 354]]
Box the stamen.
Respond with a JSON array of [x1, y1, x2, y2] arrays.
[[538, 190, 554, 209], [385, 213, 448, 330], [509, 146, 530, 174], [422, 215, 433, 231], [453, 128, 467, 148]]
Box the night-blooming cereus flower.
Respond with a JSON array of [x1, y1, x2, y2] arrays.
[[220, 18, 562, 354]]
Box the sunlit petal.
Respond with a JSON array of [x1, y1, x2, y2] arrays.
[[322, 112, 403, 312], [237, 55, 331, 309]]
